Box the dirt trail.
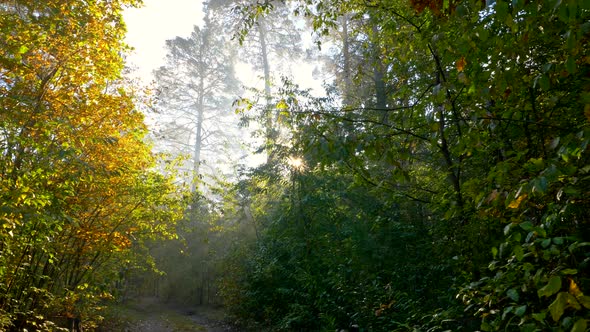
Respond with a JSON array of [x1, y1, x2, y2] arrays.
[[101, 297, 235, 332]]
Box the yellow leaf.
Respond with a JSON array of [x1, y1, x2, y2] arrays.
[[456, 56, 466, 72], [276, 99, 288, 110], [569, 278, 584, 299], [508, 194, 527, 209]]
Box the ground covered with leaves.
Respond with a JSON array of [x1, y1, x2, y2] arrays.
[[98, 297, 236, 332]]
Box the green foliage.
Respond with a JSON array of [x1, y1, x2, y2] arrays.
[[217, 0, 590, 331], [460, 211, 589, 331], [218, 157, 458, 330]]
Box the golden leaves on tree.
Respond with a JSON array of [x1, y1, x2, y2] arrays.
[[0, 0, 184, 324]]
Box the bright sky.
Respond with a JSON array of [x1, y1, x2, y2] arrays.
[[123, 0, 204, 82], [123, 0, 324, 92], [122, 0, 324, 170]]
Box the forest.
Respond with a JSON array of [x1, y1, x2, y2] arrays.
[[1, 0, 589, 331]]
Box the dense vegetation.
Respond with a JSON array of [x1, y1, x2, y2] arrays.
[[216, 0, 590, 331], [1, 0, 589, 331]]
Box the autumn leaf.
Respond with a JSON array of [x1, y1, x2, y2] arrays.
[[456, 56, 466, 72], [508, 194, 527, 209], [276, 99, 289, 110], [569, 278, 584, 299], [0, 1, 183, 326]]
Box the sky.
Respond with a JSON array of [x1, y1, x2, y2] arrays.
[[123, 0, 204, 82], [122, 0, 268, 170], [123, 0, 323, 91], [122, 0, 325, 171], [123, 0, 268, 87]]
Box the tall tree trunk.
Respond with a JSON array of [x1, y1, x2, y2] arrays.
[[191, 15, 211, 193], [371, 18, 389, 124], [341, 14, 352, 107], [193, 99, 203, 193], [258, 20, 274, 163], [371, 23, 387, 116]]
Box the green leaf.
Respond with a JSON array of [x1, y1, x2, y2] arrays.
[[504, 223, 513, 235], [533, 177, 548, 193], [560, 269, 577, 275], [549, 292, 568, 321], [563, 316, 574, 329], [571, 318, 587, 332], [542, 238, 552, 248], [512, 232, 522, 242], [478, 27, 489, 41], [430, 122, 440, 132], [521, 324, 537, 332], [508, 288, 520, 301], [513, 245, 524, 261], [534, 226, 547, 238], [568, 1, 577, 20], [539, 74, 550, 91], [558, 2, 569, 23], [514, 304, 527, 317], [579, 296, 590, 309], [538, 276, 562, 298], [532, 312, 546, 322], [503, 306, 513, 320], [563, 186, 580, 196], [519, 221, 533, 231], [570, 297, 581, 310], [542, 63, 553, 74], [566, 57, 576, 74], [19, 45, 29, 54], [512, 0, 524, 10], [458, 2, 469, 17], [549, 137, 561, 149], [496, 1, 509, 22]]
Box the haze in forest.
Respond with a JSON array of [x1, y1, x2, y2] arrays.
[[123, 0, 205, 83]]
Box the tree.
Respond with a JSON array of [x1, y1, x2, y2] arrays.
[[154, 6, 241, 193], [0, 1, 185, 329], [145, 3, 247, 308], [219, 0, 590, 330], [209, 0, 303, 162]]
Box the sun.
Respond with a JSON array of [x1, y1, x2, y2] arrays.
[[287, 156, 305, 171]]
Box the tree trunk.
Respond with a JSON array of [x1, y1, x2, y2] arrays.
[[191, 19, 210, 193], [371, 23, 387, 118], [258, 20, 275, 163], [341, 14, 353, 107]]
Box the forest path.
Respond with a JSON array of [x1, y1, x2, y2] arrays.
[[100, 296, 235, 332]]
